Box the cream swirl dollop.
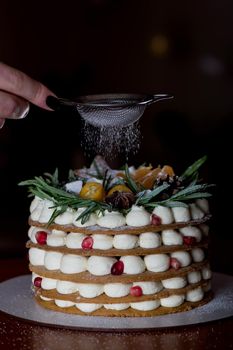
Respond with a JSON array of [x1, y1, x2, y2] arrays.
[[125, 205, 151, 226], [96, 210, 126, 228]]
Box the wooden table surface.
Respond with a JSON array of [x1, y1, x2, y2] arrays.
[[0, 258, 233, 350]]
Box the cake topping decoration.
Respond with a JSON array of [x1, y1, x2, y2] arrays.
[[33, 277, 42, 288], [170, 257, 181, 270], [111, 261, 124, 275], [130, 285, 143, 297], [81, 236, 94, 250], [35, 231, 48, 245]]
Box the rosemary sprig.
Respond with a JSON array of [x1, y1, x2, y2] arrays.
[[124, 164, 140, 193], [179, 155, 207, 182]]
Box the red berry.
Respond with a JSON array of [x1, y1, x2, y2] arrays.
[[34, 277, 42, 288], [151, 214, 162, 225], [130, 285, 143, 297], [81, 236, 93, 249], [35, 231, 48, 245], [170, 257, 181, 270], [183, 236, 196, 246], [111, 261, 124, 275]]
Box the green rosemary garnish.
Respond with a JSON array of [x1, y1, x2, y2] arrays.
[[124, 164, 140, 193]]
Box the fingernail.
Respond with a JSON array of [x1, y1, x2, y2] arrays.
[[17, 102, 30, 119], [0, 119, 5, 129], [46, 96, 60, 111]]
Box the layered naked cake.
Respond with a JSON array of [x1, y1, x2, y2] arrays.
[[20, 156, 213, 316]]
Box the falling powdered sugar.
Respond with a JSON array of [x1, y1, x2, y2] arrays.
[[81, 121, 141, 159]]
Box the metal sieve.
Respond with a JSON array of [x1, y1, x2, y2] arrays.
[[47, 93, 173, 128]]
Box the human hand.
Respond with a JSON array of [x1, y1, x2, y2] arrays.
[[0, 62, 55, 129]]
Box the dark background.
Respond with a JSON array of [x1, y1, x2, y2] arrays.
[[0, 0, 233, 274]]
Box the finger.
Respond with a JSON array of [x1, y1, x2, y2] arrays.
[[0, 90, 30, 119], [0, 118, 5, 129], [0, 62, 55, 110]]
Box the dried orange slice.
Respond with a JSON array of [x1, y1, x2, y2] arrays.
[[79, 182, 105, 201], [133, 166, 152, 181], [158, 165, 175, 178], [107, 184, 132, 196], [137, 167, 161, 189]]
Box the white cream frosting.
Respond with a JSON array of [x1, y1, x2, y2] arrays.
[[139, 232, 161, 248], [92, 234, 113, 250], [126, 205, 151, 227], [113, 234, 138, 249], [196, 198, 209, 214], [170, 251, 191, 267], [30, 196, 42, 213], [28, 227, 50, 244], [160, 294, 185, 307], [161, 277, 187, 289], [73, 208, 98, 227], [47, 230, 66, 247], [60, 254, 87, 274], [186, 287, 204, 302], [190, 203, 205, 220], [55, 300, 75, 308], [44, 251, 63, 270], [130, 300, 160, 311], [41, 277, 57, 290], [30, 200, 44, 221], [179, 226, 202, 242], [39, 200, 55, 224], [87, 256, 117, 276], [29, 248, 45, 266], [202, 266, 212, 280], [152, 206, 174, 224], [40, 296, 52, 301], [161, 230, 183, 246], [56, 280, 78, 294], [104, 283, 131, 297], [54, 208, 75, 225], [132, 281, 163, 294], [96, 210, 126, 228], [191, 248, 205, 262], [172, 206, 191, 222], [76, 283, 104, 298], [144, 254, 170, 272], [187, 271, 202, 284], [104, 303, 130, 310], [120, 256, 145, 274], [66, 232, 86, 249], [75, 303, 102, 313]]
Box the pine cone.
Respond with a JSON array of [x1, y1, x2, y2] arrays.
[[105, 191, 135, 209], [156, 175, 183, 200]]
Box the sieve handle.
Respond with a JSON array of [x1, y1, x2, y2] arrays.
[[138, 94, 174, 106]]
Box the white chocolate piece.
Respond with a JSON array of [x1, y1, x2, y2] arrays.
[[120, 256, 145, 274], [44, 252, 63, 270], [104, 303, 130, 310], [191, 248, 205, 262], [126, 206, 151, 226], [77, 284, 104, 298], [187, 271, 202, 284], [92, 234, 113, 250], [152, 206, 174, 224], [196, 198, 209, 214], [139, 232, 161, 248], [104, 283, 131, 297], [55, 300, 75, 308], [65, 180, 83, 194], [189, 203, 205, 220], [162, 277, 187, 289], [60, 254, 87, 274], [179, 226, 202, 242], [130, 300, 160, 311], [87, 256, 117, 276], [29, 248, 45, 266], [66, 232, 86, 249], [186, 287, 204, 302], [113, 234, 138, 249], [132, 281, 163, 294], [56, 280, 78, 294], [160, 294, 185, 307], [47, 230, 66, 247], [97, 210, 126, 228], [54, 208, 75, 225], [170, 251, 191, 267], [41, 278, 57, 290], [144, 254, 170, 272], [172, 207, 191, 222], [75, 303, 102, 313], [162, 230, 183, 246]]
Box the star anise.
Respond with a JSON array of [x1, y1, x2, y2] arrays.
[[105, 191, 135, 209]]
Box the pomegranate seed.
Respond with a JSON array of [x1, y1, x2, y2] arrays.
[[35, 231, 48, 245], [183, 236, 196, 246], [170, 257, 181, 270], [151, 214, 162, 225], [34, 277, 42, 288], [111, 261, 124, 275], [81, 236, 93, 249], [130, 285, 143, 297]]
